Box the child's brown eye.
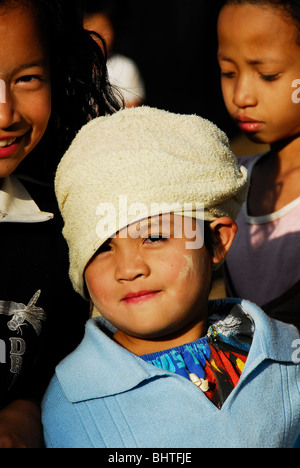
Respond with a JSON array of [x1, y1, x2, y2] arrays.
[[17, 75, 41, 83], [97, 241, 112, 254], [220, 71, 235, 79], [260, 73, 280, 81], [144, 235, 168, 244]]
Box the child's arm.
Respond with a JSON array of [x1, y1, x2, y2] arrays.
[[0, 399, 42, 448]]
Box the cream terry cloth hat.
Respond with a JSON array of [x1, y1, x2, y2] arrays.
[[55, 106, 248, 298]]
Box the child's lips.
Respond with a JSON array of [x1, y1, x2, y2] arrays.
[[121, 290, 160, 304], [0, 138, 20, 158], [238, 121, 263, 132], [0, 135, 24, 158], [235, 115, 264, 133]]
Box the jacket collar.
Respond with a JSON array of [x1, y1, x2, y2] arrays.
[[0, 176, 54, 223], [56, 318, 164, 403], [56, 299, 299, 403], [236, 299, 299, 363]]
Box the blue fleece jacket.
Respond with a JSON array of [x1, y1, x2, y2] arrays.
[[42, 299, 300, 448]]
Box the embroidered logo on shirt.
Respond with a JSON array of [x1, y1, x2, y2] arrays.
[[4, 290, 46, 336], [0, 291, 47, 397]]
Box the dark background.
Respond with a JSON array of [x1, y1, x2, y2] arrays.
[[80, 0, 237, 138]]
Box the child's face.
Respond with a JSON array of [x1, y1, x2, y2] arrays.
[[85, 214, 213, 353], [218, 3, 300, 145], [0, 3, 51, 178]]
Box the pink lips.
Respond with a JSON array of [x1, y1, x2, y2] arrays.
[[122, 291, 160, 304], [0, 137, 20, 159], [0, 142, 19, 158], [236, 116, 263, 133]]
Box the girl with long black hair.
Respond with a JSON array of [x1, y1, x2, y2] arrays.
[[0, 0, 121, 447]]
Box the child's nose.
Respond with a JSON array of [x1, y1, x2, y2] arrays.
[[0, 80, 5, 104], [115, 250, 150, 282], [233, 76, 258, 108], [0, 85, 21, 129]]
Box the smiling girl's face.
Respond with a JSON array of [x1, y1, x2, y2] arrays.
[[0, 2, 51, 178], [218, 3, 300, 145]]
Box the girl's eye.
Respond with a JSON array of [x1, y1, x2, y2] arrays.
[[16, 75, 43, 85], [220, 71, 235, 79], [97, 242, 113, 254], [144, 234, 168, 244], [20, 75, 36, 82], [260, 73, 280, 82]]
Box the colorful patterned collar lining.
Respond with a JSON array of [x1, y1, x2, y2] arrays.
[[140, 304, 254, 409]]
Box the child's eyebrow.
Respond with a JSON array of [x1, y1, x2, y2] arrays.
[[247, 57, 280, 65], [218, 53, 280, 65], [13, 60, 49, 75], [217, 54, 233, 62], [137, 217, 176, 231], [137, 218, 159, 230]]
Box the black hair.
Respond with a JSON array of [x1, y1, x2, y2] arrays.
[[204, 221, 220, 258], [223, 0, 300, 42], [4, 0, 123, 182], [82, 0, 121, 54]]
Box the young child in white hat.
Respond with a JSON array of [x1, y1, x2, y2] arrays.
[[42, 107, 300, 448]]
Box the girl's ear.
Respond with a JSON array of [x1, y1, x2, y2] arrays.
[[209, 217, 238, 265]]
